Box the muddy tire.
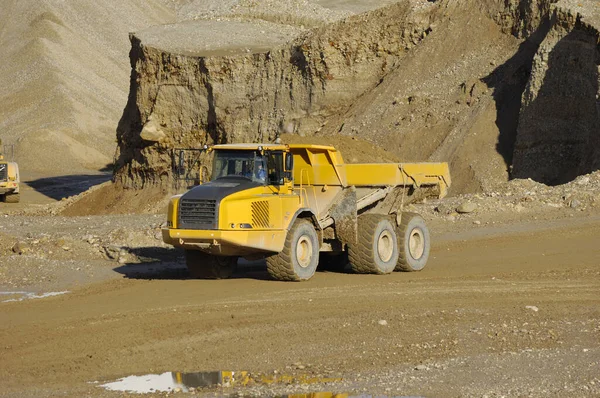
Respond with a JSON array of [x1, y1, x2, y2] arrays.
[[266, 219, 319, 281], [4, 193, 20, 203], [395, 212, 430, 272], [184, 250, 237, 279], [348, 214, 398, 274]]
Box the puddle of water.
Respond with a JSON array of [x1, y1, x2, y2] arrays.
[[0, 291, 69, 303], [100, 370, 425, 397], [100, 371, 342, 394], [101, 372, 181, 393], [282, 395, 423, 398]]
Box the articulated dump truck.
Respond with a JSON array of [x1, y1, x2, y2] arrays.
[[0, 141, 20, 203], [162, 144, 450, 281]]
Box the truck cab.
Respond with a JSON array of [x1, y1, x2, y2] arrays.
[[163, 143, 301, 255]]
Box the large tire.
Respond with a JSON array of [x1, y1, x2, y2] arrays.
[[5, 193, 20, 203], [266, 219, 319, 281], [395, 212, 430, 272], [348, 214, 398, 275], [185, 250, 237, 279]]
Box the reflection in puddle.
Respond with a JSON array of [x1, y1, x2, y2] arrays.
[[0, 291, 69, 303], [100, 371, 342, 394], [101, 372, 181, 393], [100, 371, 425, 397]]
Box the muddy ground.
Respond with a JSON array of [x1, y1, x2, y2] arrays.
[[1, 178, 599, 398]]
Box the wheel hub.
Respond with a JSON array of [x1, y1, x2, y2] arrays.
[[377, 230, 394, 262], [408, 228, 425, 260], [296, 236, 313, 268]]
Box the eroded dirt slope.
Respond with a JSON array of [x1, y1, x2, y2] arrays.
[[0, 0, 174, 177], [113, 0, 600, 200]]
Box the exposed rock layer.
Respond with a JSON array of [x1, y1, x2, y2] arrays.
[[114, 0, 600, 191], [115, 1, 438, 188], [512, 2, 600, 185]]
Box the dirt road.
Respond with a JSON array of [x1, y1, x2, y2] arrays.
[[1, 212, 599, 397]]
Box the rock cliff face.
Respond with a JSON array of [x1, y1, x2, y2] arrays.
[[114, 1, 441, 188], [114, 0, 600, 191], [512, 2, 600, 185]]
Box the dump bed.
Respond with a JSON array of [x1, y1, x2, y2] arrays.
[[289, 145, 450, 199]]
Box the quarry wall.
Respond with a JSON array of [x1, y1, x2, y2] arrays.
[[114, 0, 600, 191], [512, 3, 600, 185]]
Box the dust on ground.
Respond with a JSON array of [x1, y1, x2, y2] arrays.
[[1, 172, 600, 397]]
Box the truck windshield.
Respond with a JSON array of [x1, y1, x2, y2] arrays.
[[212, 150, 267, 183]]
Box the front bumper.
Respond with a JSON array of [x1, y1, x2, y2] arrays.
[[162, 228, 286, 256], [0, 183, 18, 195]]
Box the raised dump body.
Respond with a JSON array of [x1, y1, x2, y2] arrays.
[[162, 143, 450, 281]]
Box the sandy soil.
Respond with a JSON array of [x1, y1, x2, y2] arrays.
[[1, 191, 599, 397], [1, 1, 599, 396]]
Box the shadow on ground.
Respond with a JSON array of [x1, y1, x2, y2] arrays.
[[25, 173, 112, 200], [114, 247, 350, 281]]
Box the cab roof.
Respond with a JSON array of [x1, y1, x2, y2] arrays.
[[211, 143, 337, 151]]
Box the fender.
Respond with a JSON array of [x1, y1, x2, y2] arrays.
[[286, 208, 320, 231]]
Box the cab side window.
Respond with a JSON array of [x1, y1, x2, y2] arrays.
[[267, 152, 284, 185]]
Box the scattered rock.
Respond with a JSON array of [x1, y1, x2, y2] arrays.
[[525, 305, 539, 312], [103, 245, 121, 260], [415, 364, 428, 371], [11, 241, 29, 255], [378, 319, 388, 326], [456, 202, 476, 214], [434, 204, 451, 215]]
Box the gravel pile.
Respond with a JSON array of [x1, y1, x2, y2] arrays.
[[0, 213, 180, 292], [419, 171, 600, 228]]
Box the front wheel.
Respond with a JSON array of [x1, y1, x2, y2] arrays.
[[185, 250, 237, 279], [266, 219, 319, 281], [395, 212, 430, 272], [4, 193, 20, 203]]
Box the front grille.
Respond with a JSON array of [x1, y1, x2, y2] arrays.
[[180, 199, 217, 228], [0, 164, 7, 182]]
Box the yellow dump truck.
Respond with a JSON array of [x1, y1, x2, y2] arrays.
[[0, 141, 20, 203], [162, 144, 450, 281]]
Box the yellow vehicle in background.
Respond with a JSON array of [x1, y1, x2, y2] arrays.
[[162, 143, 450, 281], [0, 140, 20, 203]]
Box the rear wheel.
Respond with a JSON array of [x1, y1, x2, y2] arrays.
[[184, 250, 237, 279], [4, 193, 19, 203], [266, 219, 319, 281], [348, 214, 398, 274], [395, 212, 430, 272]]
